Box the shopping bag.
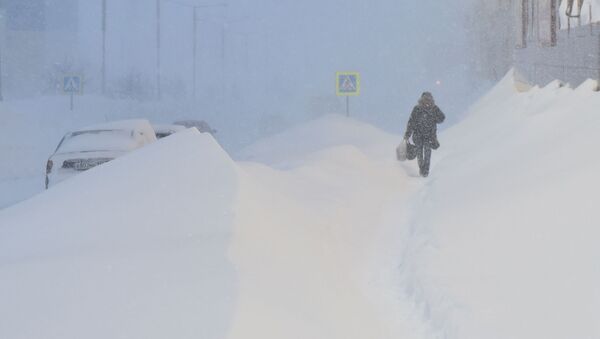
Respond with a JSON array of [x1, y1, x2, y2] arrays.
[[397, 140, 417, 161], [396, 140, 408, 161]]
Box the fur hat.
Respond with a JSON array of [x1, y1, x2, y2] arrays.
[[419, 92, 435, 106]]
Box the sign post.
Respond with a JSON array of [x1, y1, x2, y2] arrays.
[[336, 72, 360, 117], [63, 75, 83, 111]]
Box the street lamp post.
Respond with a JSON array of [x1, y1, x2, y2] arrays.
[[191, 4, 228, 101], [162, 1, 227, 101], [0, 46, 4, 102], [157, 0, 162, 100], [193, 7, 198, 100], [101, 0, 107, 95]]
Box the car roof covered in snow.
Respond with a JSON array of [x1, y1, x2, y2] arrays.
[[58, 119, 157, 152], [78, 119, 155, 134]]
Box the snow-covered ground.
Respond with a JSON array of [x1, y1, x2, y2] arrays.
[[407, 73, 600, 338], [0, 129, 239, 339], [1, 71, 599, 338]]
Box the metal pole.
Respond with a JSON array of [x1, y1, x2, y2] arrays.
[[70, 93, 74, 111], [221, 23, 226, 104], [193, 7, 197, 101], [162, 2, 227, 101], [156, 0, 162, 100], [590, 3, 593, 35], [521, 0, 528, 48], [346, 96, 349, 117], [597, 32, 600, 90], [221, 24, 226, 63], [101, 0, 107, 95], [0, 45, 4, 102], [551, 0, 557, 46]]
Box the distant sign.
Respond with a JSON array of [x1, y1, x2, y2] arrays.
[[336, 72, 360, 96], [63, 75, 83, 95]]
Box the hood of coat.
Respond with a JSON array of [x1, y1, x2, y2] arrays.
[[418, 92, 435, 107]]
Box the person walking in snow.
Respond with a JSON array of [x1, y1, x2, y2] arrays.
[[403, 92, 445, 177]]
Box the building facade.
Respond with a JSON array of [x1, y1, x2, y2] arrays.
[[514, 0, 600, 87]]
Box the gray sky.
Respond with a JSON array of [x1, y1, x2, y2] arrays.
[[74, 0, 478, 140]]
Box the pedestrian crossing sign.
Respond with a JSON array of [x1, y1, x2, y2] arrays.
[[63, 75, 83, 95], [336, 72, 360, 96]]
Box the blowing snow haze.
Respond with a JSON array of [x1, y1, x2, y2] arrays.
[[3, 1, 600, 339], [1, 0, 475, 148]]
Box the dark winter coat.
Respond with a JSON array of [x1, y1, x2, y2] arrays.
[[404, 104, 445, 148]]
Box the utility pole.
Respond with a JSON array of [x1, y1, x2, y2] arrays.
[[193, 7, 198, 101], [162, 1, 227, 101], [191, 3, 228, 101], [220, 23, 226, 105], [0, 46, 3, 102], [218, 17, 253, 108], [156, 0, 162, 100], [101, 0, 107, 95]]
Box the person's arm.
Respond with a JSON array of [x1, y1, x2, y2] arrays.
[[435, 106, 446, 124], [404, 107, 417, 140]]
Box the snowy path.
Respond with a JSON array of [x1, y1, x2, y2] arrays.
[[225, 74, 600, 339], [226, 116, 433, 339]]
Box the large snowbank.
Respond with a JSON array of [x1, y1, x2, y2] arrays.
[[237, 114, 400, 168], [402, 71, 600, 338], [0, 129, 239, 339]]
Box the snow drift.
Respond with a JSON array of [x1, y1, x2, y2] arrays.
[[237, 114, 400, 167], [0, 129, 239, 339], [0, 116, 425, 339], [230, 116, 427, 339], [401, 72, 600, 339]]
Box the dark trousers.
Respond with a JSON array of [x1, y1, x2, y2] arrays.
[[416, 143, 432, 177]]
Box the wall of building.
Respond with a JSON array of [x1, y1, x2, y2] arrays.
[[515, 25, 600, 86], [514, 0, 600, 87]]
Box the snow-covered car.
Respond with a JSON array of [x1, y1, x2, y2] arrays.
[[173, 120, 217, 135], [152, 124, 187, 139], [45, 119, 157, 189]]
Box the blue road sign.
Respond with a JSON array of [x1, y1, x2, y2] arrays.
[[336, 72, 360, 96], [63, 75, 83, 95]]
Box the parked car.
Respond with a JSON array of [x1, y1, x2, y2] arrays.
[[152, 124, 187, 139], [45, 119, 157, 189], [173, 120, 217, 135]]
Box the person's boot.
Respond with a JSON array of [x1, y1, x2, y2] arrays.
[[420, 165, 429, 177]]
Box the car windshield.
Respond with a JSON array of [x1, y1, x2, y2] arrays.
[[56, 129, 137, 154], [155, 132, 172, 139]]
